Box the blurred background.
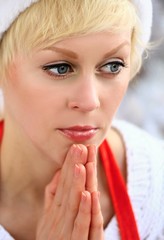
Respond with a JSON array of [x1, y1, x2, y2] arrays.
[[117, 0, 164, 140]]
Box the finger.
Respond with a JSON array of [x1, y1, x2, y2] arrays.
[[89, 192, 104, 240], [40, 170, 63, 236], [86, 145, 98, 193], [42, 145, 87, 236], [44, 170, 61, 212], [37, 171, 61, 240], [39, 162, 87, 240], [87, 145, 97, 162], [64, 163, 86, 235], [54, 144, 87, 207], [72, 191, 91, 240]]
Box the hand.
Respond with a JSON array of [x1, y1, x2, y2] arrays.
[[36, 144, 104, 240], [86, 145, 104, 239]]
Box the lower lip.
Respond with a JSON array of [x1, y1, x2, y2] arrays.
[[58, 129, 98, 142]]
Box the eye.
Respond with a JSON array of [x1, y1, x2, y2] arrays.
[[100, 61, 126, 74], [43, 62, 73, 77]]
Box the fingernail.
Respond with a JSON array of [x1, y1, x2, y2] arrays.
[[75, 145, 83, 156], [81, 192, 87, 203], [92, 191, 100, 203], [70, 144, 76, 155], [74, 164, 80, 178], [72, 145, 83, 161], [87, 145, 97, 153]]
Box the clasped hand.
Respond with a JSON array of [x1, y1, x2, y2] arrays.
[[36, 144, 104, 240]]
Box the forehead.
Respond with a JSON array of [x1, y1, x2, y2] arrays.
[[33, 31, 131, 66], [44, 31, 131, 51]]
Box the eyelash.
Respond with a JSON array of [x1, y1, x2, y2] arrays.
[[42, 62, 73, 79], [99, 61, 127, 75], [42, 60, 127, 79]]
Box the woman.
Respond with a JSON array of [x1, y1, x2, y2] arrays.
[[0, 0, 163, 239]]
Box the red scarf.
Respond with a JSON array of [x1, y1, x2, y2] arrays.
[[99, 140, 140, 239]]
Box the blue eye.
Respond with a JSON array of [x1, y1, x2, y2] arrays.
[[100, 61, 125, 74], [43, 63, 73, 76]]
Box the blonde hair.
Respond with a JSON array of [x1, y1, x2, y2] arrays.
[[0, 0, 143, 80]]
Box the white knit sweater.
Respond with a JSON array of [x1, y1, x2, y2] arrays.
[[0, 120, 164, 240], [104, 120, 164, 239]]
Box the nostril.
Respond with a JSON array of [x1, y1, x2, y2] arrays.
[[68, 100, 100, 112], [73, 106, 79, 109], [67, 88, 100, 111], [68, 102, 79, 109]]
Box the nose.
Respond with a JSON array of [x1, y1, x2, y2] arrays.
[[68, 77, 100, 112]]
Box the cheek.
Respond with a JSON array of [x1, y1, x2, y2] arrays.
[[3, 70, 65, 136], [102, 77, 129, 112], [5, 85, 61, 123], [3, 81, 67, 154]]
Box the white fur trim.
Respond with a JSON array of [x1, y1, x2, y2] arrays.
[[0, 0, 152, 46], [132, 0, 153, 44], [0, 0, 39, 38]]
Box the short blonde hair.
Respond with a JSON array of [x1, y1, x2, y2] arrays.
[[0, 0, 143, 80]]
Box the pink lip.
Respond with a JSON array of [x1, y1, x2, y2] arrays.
[[58, 126, 98, 142]]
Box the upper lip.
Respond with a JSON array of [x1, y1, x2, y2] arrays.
[[58, 125, 98, 131]]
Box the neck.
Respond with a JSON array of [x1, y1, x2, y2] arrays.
[[0, 120, 61, 204]]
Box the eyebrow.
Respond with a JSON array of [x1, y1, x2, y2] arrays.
[[103, 41, 130, 59], [44, 41, 130, 59], [44, 46, 78, 59]]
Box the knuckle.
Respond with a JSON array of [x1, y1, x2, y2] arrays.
[[54, 197, 62, 207], [91, 216, 104, 230], [74, 220, 89, 232], [87, 184, 97, 192], [67, 201, 79, 214]]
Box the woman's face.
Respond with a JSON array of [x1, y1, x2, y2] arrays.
[[3, 31, 131, 165]]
